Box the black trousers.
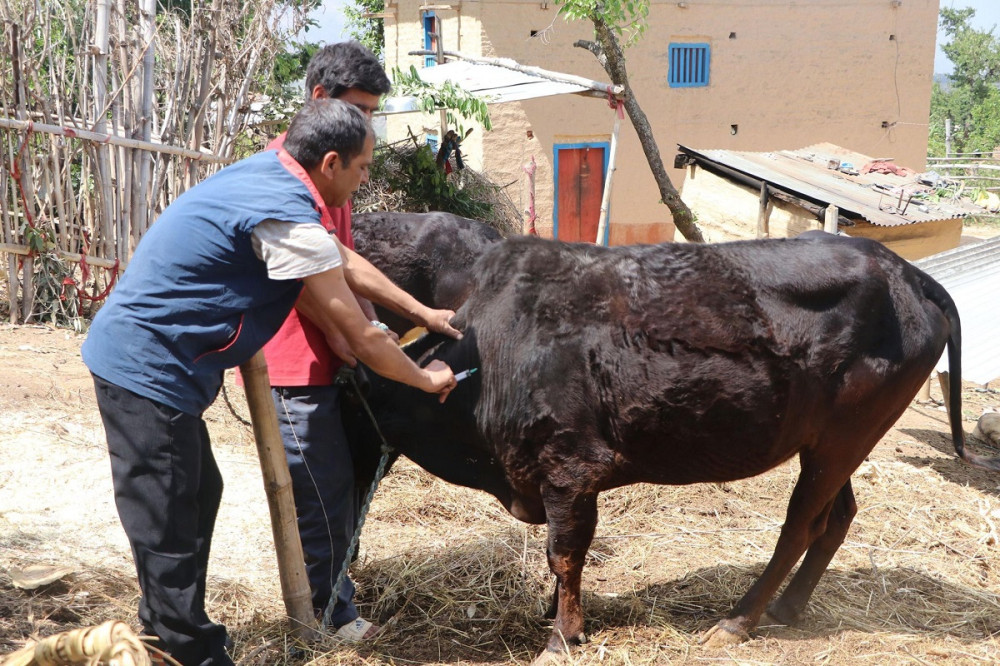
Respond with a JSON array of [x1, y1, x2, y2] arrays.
[[92, 374, 233, 666]]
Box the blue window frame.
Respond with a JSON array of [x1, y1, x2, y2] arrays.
[[423, 12, 438, 67], [668, 43, 710, 88]]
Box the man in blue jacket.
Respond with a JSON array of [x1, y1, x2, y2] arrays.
[[82, 99, 460, 666]]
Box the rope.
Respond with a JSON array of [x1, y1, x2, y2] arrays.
[[523, 156, 537, 236], [320, 366, 394, 630], [11, 121, 36, 232], [606, 85, 625, 119], [60, 232, 120, 305], [11, 124, 119, 305]]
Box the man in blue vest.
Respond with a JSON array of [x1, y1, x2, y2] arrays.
[[82, 98, 460, 666]]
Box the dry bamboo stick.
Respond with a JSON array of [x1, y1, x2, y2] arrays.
[[135, 0, 156, 237], [49, 131, 71, 254], [12, 23, 36, 323], [93, 0, 114, 261], [187, 0, 221, 187], [1, 105, 19, 323]]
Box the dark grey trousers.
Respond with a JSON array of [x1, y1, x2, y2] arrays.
[[272, 384, 359, 628], [92, 374, 233, 666]]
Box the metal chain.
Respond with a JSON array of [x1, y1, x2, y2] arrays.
[[321, 367, 394, 630]]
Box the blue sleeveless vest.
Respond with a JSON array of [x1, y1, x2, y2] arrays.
[[82, 150, 323, 415]]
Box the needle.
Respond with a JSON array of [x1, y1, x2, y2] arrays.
[[454, 368, 478, 382]]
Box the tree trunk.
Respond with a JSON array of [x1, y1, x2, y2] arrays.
[[577, 16, 705, 243]]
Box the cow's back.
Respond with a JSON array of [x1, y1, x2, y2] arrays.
[[454, 234, 950, 488], [354, 211, 501, 333]]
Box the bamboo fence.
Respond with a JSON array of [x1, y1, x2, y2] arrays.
[[928, 154, 1000, 192], [0, 0, 309, 325]]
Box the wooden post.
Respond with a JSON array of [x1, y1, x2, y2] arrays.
[[756, 182, 773, 238], [824, 204, 839, 234], [239, 351, 317, 640], [937, 370, 951, 415], [918, 375, 932, 401]]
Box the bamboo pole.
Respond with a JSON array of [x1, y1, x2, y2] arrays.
[[415, 50, 625, 97], [12, 24, 35, 323], [925, 163, 1000, 172], [239, 351, 317, 640], [595, 102, 621, 246], [0, 243, 123, 270], [135, 0, 156, 238], [93, 0, 114, 261], [0, 118, 232, 162]]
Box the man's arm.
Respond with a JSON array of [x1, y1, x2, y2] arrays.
[[301, 266, 457, 402], [334, 238, 462, 340]]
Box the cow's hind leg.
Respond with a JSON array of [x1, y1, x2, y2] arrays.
[[766, 480, 857, 626], [700, 452, 853, 647], [540, 485, 598, 654]]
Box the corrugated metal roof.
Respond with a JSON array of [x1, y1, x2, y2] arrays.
[[915, 236, 1000, 384], [416, 60, 591, 103], [680, 142, 987, 227]]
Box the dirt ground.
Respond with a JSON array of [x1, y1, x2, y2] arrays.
[[1, 222, 1000, 665], [1, 322, 999, 665]]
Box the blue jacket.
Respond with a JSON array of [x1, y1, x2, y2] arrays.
[[82, 150, 324, 415]]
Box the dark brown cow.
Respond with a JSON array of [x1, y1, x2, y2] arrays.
[[352, 211, 502, 334], [344, 231, 1000, 660]]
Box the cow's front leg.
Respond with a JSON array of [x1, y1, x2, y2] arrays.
[[539, 484, 598, 654], [543, 579, 559, 620]]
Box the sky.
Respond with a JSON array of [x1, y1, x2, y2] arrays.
[[936, 0, 1000, 73], [305, 0, 1000, 75]]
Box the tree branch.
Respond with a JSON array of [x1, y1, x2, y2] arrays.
[[572, 39, 606, 68]]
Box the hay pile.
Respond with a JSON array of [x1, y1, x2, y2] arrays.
[[3, 360, 1000, 664], [352, 139, 523, 237]]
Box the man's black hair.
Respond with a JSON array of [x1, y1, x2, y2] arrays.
[[283, 99, 371, 170], [305, 40, 391, 99]]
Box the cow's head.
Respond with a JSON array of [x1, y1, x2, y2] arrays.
[[339, 328, 512, 502]]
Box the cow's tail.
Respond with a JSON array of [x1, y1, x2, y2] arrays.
[[919, 271, 1000, 471]]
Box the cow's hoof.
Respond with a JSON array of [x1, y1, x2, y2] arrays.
[[531, 649, 571, 665], [698, 620, 750, 648]]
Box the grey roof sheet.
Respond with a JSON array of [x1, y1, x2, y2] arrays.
[[681, 142, 987, 227], [915, 236, 1000, 384]]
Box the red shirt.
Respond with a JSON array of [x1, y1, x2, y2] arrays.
[[249, 133, 356, 386]]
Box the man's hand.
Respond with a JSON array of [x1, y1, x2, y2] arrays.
[[423, 359, 458, 403], [422, 308, 462, 340], [325, 327, 358, 367]]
